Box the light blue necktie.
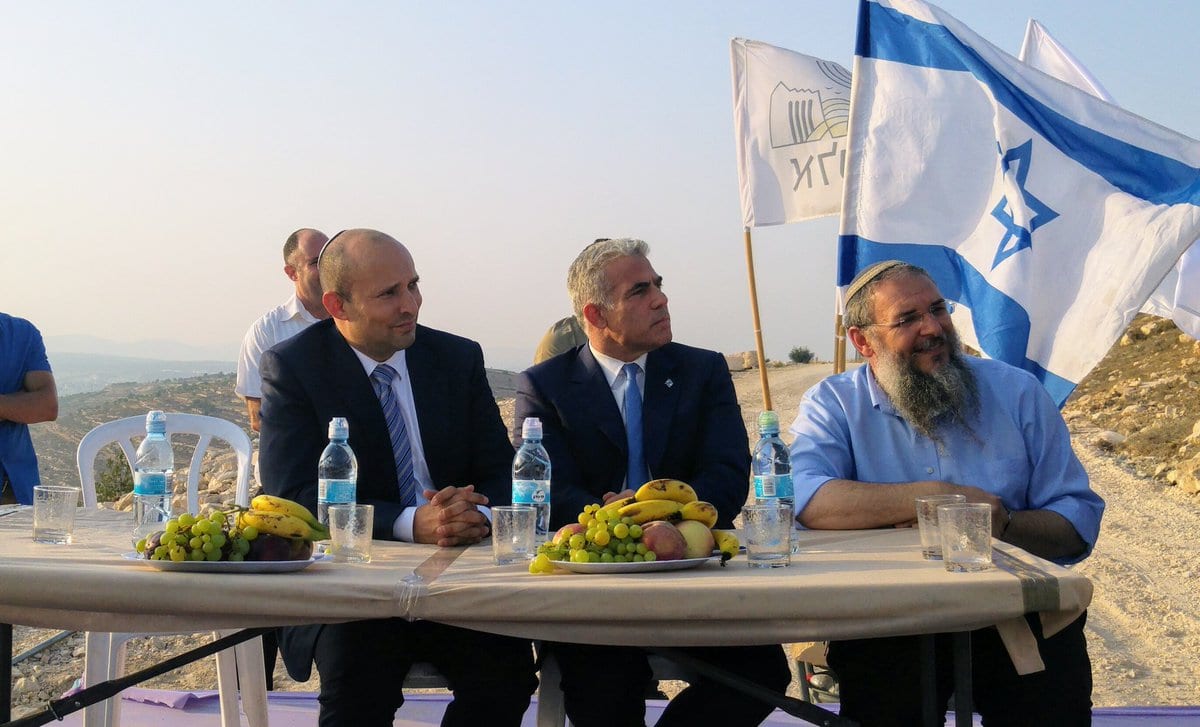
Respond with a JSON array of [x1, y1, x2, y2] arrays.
[[370, 364, 417, 507], [622, 363, 648, 490]]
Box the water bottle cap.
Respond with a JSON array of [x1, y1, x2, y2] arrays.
[[145, 410, 167, 434], [521, 417, 543, 440], [328, 417, 350, 439], [757, 410, 780, 434]]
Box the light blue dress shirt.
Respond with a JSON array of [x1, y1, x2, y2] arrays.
[[787, 357, 1104, 564]]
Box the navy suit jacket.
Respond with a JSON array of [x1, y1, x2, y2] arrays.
[[514, 342, 751, 530], [258, 319, 514, 680]]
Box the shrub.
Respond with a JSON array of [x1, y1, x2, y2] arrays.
[[788, 346, 815, 364], [95, 452, 134, 503]]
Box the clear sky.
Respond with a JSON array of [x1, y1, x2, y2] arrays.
[[4, 1, 1198, 371]]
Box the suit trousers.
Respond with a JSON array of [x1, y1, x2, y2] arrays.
[[552, 642, 791, 727], [826, 611, 1092, 727], [312, 617, 538, 727]]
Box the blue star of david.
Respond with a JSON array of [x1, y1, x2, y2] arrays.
[[990, 140, 1058, 269]]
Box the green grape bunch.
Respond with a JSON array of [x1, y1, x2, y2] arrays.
[[529, 503, 649, 574], [135, 509, 261, 563]]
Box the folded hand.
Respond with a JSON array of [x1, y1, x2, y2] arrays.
[[413, 485, 491, 546]]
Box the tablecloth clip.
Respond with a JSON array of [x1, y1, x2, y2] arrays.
[[396, 572, 426, 620], [395, 546, 470, 620]]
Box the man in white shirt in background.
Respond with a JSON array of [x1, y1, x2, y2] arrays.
[[234, 227, 329, 691], [236, 228, 330, 432]]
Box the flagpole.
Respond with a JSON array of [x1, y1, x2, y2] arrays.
[[834, 310, 845, 374], [834, 284, 847, 374], [742, 226, 772, 411]]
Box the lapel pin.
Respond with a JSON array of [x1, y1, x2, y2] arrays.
[[665, 379, 674, 388]]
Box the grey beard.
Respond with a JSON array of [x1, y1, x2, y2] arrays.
[[872, 331, 980, 444]]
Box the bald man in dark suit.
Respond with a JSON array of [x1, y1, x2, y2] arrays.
[[260, 229, 536, 727]]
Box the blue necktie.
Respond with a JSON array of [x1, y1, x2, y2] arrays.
[[622, 363, 648, 490], [370, 364, 417, 507]]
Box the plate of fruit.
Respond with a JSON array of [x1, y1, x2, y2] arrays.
[[527, 479, 740, 575], [124, 495, 330, 573], [556, 555, 718, 574]]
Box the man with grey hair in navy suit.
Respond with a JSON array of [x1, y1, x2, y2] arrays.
[[516, 237, 789, 727]]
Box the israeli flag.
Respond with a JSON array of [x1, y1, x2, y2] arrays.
[[839, 0, 1200, 405]]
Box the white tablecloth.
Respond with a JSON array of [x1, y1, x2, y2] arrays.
[[0, 509, 1090, 656]]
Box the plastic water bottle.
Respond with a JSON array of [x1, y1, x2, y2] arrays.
[[512, 417, 551, 543], [751, 410, 795, 546], [132, 410, 174, 547], [317, 417, 358, 538]]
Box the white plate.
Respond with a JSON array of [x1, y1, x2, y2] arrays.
[[122, 552, 322, 574], [557, 557, 717, 574]]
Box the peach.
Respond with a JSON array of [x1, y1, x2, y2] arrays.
[[675, 520, 716, 559], [553, 523, 585, 546], [640, 521, 687, 561]]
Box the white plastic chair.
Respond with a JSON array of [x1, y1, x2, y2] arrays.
[[76, 413, 267, 727]]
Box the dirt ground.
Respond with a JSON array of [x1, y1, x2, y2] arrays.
[[9, 345, 1200, 717]]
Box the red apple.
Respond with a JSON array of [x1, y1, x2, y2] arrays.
[[247, 533, 294, 561], [288, 538, 314, 561], [640, 521, 687, 561], [675, 520, 716, 559]]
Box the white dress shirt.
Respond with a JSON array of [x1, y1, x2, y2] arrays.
[[236, 294, 322, 399]]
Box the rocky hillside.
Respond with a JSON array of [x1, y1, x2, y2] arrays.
[[1062, 314, 1200, 494], [29, 374, 248, 503]]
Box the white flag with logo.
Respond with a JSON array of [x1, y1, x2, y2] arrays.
[[730, 38, 851, 227], [1020, 18, 1200, 339], [839, 0, 1200, 405]]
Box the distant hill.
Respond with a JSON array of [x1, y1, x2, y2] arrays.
[[44, 334, 236, 362], [49, 352, 235, 396]]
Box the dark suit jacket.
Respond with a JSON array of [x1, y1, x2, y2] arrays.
[[514, 342, 750, 530], [258, 319, 514, 680]]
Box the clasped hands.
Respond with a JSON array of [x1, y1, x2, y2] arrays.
[[412, 485, 492, 547]]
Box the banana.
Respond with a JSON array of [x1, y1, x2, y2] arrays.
[[617, 498, 683, 524], [679, 500, 718, 528], [634, 479, 698, 504], [239, 510, 314, 540], [251, 494, 322, 530], [712, 529, 739, 565], [597, 496, 636, 514]]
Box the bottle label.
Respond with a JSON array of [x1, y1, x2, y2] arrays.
[[134, 471, 168, 496], [319, 479, 356, 504], [513, 480, 550, 505], [754, 474, 776, 498], [754, 473, 793, 500], [774, 473, 794, 499]]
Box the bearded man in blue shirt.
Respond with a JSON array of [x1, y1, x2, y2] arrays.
[[788, 261, 1104, 727]]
